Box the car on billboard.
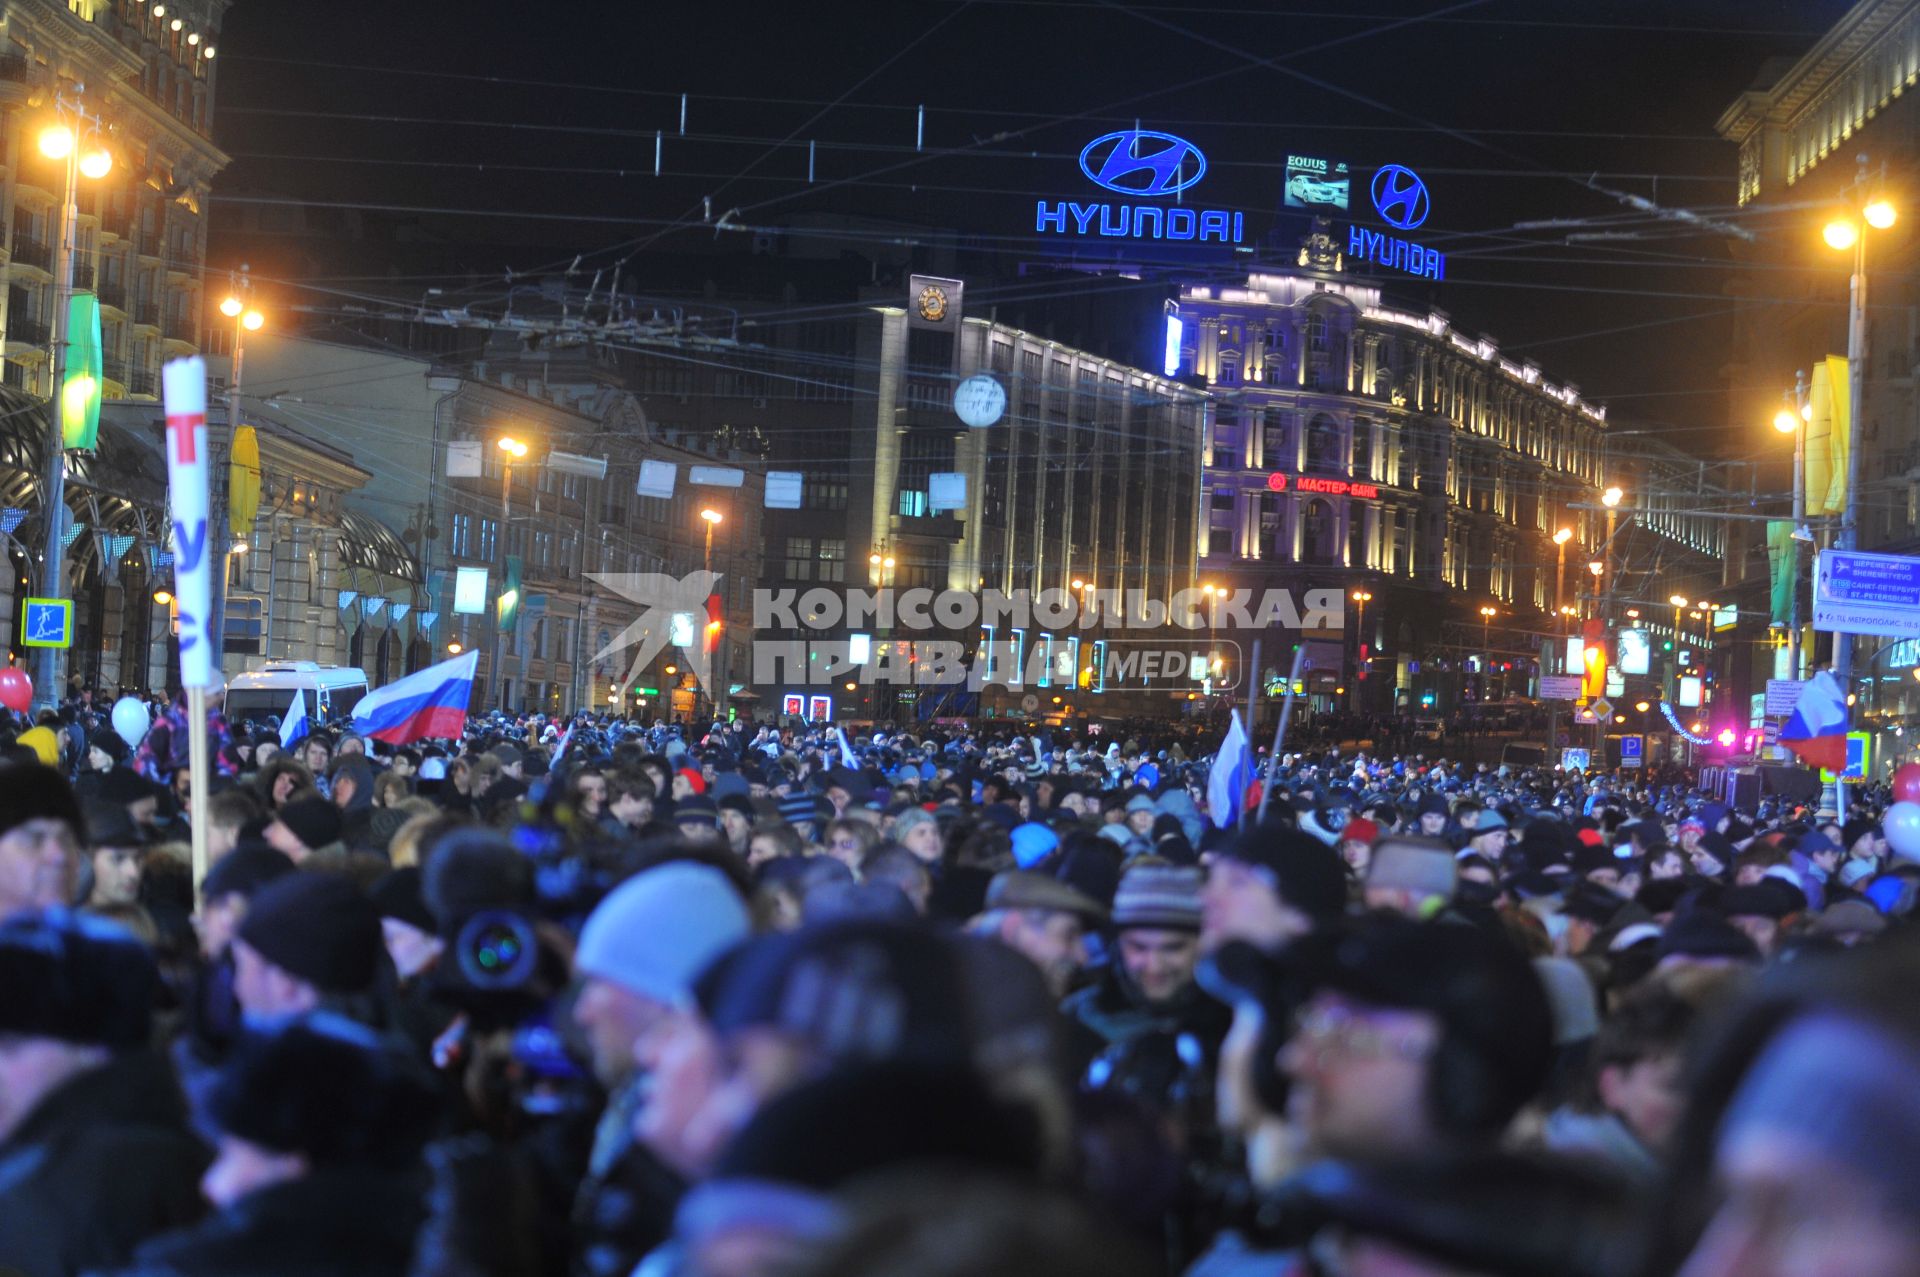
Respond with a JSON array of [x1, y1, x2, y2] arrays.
[[1284, 155, 1350, 211], [1286, 171, 1349, 208]]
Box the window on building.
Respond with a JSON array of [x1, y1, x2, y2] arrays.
[[450, 514, 471, 558], [785, 537, 813, 581], [1209, 489, 1235, 534], [804, 475, 848, 510], [816, 539, 846, 583], [1352, 420, 1372, 480], [479, 518, 498, 560], [1304, 415, 1343, 473], [898, 489, 927, 517], [1302, 498, 1336, 565]]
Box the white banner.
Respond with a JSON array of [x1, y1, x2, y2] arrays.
[[161, 357, 215, 688]]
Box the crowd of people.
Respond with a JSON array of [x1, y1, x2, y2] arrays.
[[2, 687, 1918, 1277]]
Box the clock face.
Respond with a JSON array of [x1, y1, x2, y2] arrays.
[[917, 285, 949, 323], [953, 374, 1006, 428]]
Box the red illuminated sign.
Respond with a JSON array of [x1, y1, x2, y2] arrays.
[[1265, 473, 1380, 500]]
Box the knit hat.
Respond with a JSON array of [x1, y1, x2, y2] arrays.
[[1124, 794, 1158, 815], [675, 767, 707, 796], [1655, 910, 1760, 963], [1222, 825, 1350, 924], [274, 796, 343, 853], [575, 862, 750, 1005], [673, 795, 720, 828], [209, 1014, 436, 1166], [82, 800, 146, 850], [88, 729, 129, 765], [201, 846, 296, 901], [1009, 821, 1060, 869], [778, 792, 830, 825], [1340, 817, 1380, 846], [1111, 865, 1203, 932], [368, 866, 436, 934], [0, 910, 156, 1048], [236, 872, 384, 993], [0, 764, 85, 842]]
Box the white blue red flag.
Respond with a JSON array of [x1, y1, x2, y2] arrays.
[[351, 650, 478, 745]]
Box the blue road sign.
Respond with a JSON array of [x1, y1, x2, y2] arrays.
[[1620, 734, 1644, 768], [21, 597, 73, 649], [1814, 549, 1920, 638]]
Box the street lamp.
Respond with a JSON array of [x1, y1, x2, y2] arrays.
[[1350, 590, 1373, 710], [30, 89, 114, 709], [489, 434, 530, 710], [1823, 158, 1895, 824], [1773, 379, 1810, 679]]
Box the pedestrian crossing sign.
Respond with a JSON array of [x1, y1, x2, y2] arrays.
[[20, 598, 73, 649]]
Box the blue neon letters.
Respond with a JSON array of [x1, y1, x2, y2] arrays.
[[1079, 131, 1207, 196], [1041, 129, 1242, 243], [1036, 201, 1242, 242], [1347, 225, 1445, 280]]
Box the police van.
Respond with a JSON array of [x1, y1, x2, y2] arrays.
[[224, 663, 370, 729]]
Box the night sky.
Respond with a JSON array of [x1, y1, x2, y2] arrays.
[[209, 0, 1851, 457]]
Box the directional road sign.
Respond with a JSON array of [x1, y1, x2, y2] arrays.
[[21, 598, 73, 649]]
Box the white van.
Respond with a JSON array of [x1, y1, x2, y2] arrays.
[[225, 663, 371, 729]]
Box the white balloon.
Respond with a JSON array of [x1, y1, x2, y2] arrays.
[[1885, 801, 1920, 862], [111, 696, 151, 750]]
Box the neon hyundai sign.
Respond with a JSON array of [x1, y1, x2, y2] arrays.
[[1038, 129, 1244, 244]]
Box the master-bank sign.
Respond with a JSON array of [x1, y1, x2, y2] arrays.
[[1037, 130, 1245, 243]]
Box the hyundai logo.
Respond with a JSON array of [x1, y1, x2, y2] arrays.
[[1370, 164, 1430, 231], [1078, 130, 1207, 197]]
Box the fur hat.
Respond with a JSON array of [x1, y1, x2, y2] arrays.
[[0, 764, 85, 842], [0, 910, 155, 1048], [235, 872, 383, 993]]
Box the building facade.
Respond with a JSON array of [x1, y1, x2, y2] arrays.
[[616, 299, 1208, 724], [1173, 253, 1727, 730], [2, 0, 227, 399], [232, 333, 767, 718], [1717, 0, 1920, 768]]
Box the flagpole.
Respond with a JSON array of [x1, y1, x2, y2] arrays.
[[1255, 643, 1308, 826]]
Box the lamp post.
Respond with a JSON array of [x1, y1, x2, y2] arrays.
[[1599, 486, 1623, 620], [30, 91, 113, 710], [1478, 605, 1496, 696], [701, 507, 725, 722], [211, 270, 264, 681], [1349, 589, 1372, 711], [1669, 595, 1689, 702], [1821, 159, 1893, 822], [493, 436, 528, 712], [1773, 378, 1809, 680]]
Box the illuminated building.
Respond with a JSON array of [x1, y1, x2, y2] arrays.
[[1171, 237, 1723, 715]]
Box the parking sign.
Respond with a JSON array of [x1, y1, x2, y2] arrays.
[[1620, 735, 1644, 768]]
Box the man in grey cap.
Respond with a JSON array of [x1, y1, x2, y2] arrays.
[[1062, 865, 1228, 1070], [974, 870, 1107, 997]]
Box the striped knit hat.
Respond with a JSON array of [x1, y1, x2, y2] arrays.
[[1111, 865, 1203, 932]]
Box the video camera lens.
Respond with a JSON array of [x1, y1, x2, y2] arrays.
[[456, 910, 539, 991]]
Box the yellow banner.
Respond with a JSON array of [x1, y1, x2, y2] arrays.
[[1805, 356, 1850, 517], [229, 425, 261, 538]]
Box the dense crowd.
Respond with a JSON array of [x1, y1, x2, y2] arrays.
[[2, 688, 1917, 1277]]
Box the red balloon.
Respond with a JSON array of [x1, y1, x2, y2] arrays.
[[0, 666, 31, 714], [1894, 763, 1920, 805]]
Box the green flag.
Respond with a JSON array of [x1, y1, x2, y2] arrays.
[[61, 292, 102, 450], [497, 555, 523, 632], [1766, 520, 1796, 626]]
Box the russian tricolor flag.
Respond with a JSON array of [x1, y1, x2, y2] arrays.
[[351, 650, 478, 746], [1780, 669, 1850, 774]]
